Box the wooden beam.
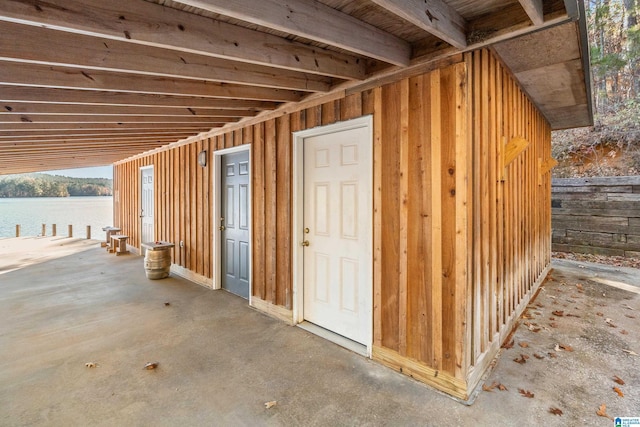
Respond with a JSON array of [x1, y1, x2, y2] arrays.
[[0, 135, 185, 144], [0, 0, 366, 79], [518, 0, 544, 26], [0, 86, 279, 109], [0, 130, 198, 138], [370, 0, 467, 49], [0, 114, 237, 124], [171, 0, 410, 66], [0, 62, 303, 102], [0, 123, 214, 131], [0, 21, 332, 92], [503, 136, 529, 167], [0, 103, 258, 117]]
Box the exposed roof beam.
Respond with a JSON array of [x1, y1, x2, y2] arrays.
[[0, 21, 332, 92], [0, 123, 216, 131], [171, 0, 410, 66], [0, 104, 258, 117], [518, 0, 545, 25], [369, 0, 467, 49], [0, 129, 204, 138], [0, 86, 279, 110], [0, 115, 237, 124], [0, 62, 303, 102], [0, 0, 365, 79], [0, 132, 197, 141]]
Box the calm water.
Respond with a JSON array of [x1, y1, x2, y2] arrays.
[[0, 197, 113, 239]]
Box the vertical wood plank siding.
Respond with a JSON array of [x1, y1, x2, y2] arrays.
[[112, 49, 551, 400], [466, 49, 552, 389]]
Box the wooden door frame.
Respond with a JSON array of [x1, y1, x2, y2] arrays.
[[212, 145, 252, 298], [139, 164, 154, 254], [292, 115, 374, 356]]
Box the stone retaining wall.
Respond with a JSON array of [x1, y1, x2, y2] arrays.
[[552, 176, 640, 258]]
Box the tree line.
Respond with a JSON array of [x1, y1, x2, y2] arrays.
[[0, 173, 112, 197], [588, 0, 639, 114]]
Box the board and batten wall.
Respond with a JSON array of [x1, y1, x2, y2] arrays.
[[113, 48, 553, 400]]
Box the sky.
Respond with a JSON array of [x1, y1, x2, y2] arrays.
[[43, 166, 113, 179]]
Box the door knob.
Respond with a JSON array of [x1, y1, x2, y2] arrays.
[[219, 225, 226, 231], [301, 240, 310, 247]]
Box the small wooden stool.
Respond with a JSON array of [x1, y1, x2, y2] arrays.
[[102, 226, 121, 249], [111, 234, 129, 255]]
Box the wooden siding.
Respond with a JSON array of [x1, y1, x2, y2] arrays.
[[113, 50, 552, 400], [466, 49, 553, 389]]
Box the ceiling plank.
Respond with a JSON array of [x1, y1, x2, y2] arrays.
[[369, 0, 467, 49], [0, 133, 196, 142], [0, 62, 303, 102], [517, 0, 545, 26], [0, 0, 366, 79], [0, 123, 216, 131], [0, 86, 279, 110], [0, 130, 204, 138], [0, 114, 237, 124], [0, 103, 257, 117], [171, 0, 410, 66], [0, 21, 332, 92]]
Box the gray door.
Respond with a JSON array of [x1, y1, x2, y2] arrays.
[[220, 151, 250, 299]]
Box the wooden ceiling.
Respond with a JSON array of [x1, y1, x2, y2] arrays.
[[0, 0, 591, 175]]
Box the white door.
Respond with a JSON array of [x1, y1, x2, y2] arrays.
[[220, 151, 251, 299], [302, 124, 372, 345], [140, 166, 154, 254]]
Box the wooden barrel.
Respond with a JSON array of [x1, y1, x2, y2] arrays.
[[144, 248, 171, 279]]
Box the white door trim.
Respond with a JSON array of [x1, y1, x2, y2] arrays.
[[139, 165, 154, 255], [292, 116, 373, 356], [213, 144, 252, 301]]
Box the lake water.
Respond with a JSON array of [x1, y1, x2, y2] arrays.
[[0, 197, 113, 239]]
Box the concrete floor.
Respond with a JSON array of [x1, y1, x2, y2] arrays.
[[0, 237, 639, 426]]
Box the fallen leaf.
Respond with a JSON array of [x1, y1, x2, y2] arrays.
[[554, 344, 562, 352], [596, 404, 612, 420], [549, 407, 563, 416], [164, 302, 171, 306], [498, 383, 508, 391], [502, 339, 514, 349], [622, 304, 634, 310], [559, 344, 573, 352], [552, 310, 564, 316], [548, 352, 557, 358], [549, 322, 558, 328], [605, 318, 617, 328], [566, 313, 581, 318], [549, 317, 555, 321], [625, 314, 636, 319], [483, 382, 498, 392], [519, 342, 529, 348], [621, 330, 628, 335], [519, 389, 534, 398], [576, 283, 584, 291], [144, 362, 158, 370], [613, 387, 624, 397], [622, 349, 638, 356], [533, 353, 544, 359], [596, 312, 604, 317], [264, 401, 277, 409], [513, 354, 529, 364], [613, 375, 625, 385], [85, 362, 97, 368]]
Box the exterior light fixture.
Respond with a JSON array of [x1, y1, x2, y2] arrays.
[[198, 150, 207, 167]]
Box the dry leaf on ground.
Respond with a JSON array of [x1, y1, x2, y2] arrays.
[[605, 318, 617, 327], [519, 389, 534, 398], [613, 387, 624, 397], [625, 314, 636, 319], [548, 352, 557, 358], [596, 312, 604, 317], [622, 349, 639, 356], [483, 382, 498, 392], [549, 407, 563, 416], [502, 339, 514, 349], [613, 375, 625, 385], [144, 362, 158, 370], [498, 384, 508, 391], [533, 353, 544, 359], [85, 362, 97, 368], [621, 330, 629, 335], [558, 344, 573, 352], [514, 354, 529, 364], [596, 404, 612, 420], [264, 401, 277, 409], [566, 313, 581, 318], [552, 310, 564, 316], [519, 342, 529, 348]]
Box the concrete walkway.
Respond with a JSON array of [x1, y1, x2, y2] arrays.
[[0, 238, 639, 426]]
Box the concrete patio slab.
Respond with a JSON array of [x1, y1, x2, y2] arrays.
[[0, 237, 638, 426]]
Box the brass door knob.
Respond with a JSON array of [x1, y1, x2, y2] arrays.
[[301, 240, 310, 247], [219, 225, 226, 231]]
